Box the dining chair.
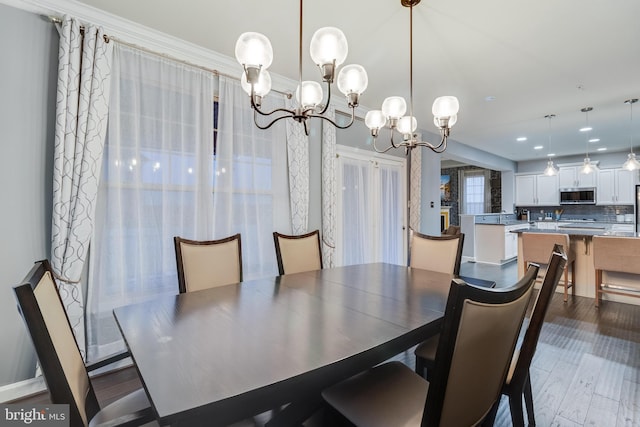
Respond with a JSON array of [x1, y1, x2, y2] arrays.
[[521, 232, 575, 302], [174, 234, 242, 293], [441, 225, 461, 236], [273, 230, 323, 275], [593, 235, 640, 307], [13, 260, 156, 427], [409, 230, 464, 277], [415, 245, 568, 426], [322, 263, 539, 427]]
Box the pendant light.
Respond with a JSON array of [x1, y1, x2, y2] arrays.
[[543, 114, 558, 176], [580, 107, 597, 175], [622, 98, 640, 171]]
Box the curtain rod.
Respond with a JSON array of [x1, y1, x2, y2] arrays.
[[47, 16, 293, 99]]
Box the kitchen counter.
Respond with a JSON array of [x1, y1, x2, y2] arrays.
[[514, 229, 640, 306], [511, 227, 639, 238]]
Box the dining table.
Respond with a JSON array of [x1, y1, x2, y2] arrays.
[[113, 262, 453, 426]]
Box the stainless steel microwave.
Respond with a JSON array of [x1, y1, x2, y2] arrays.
[[559, 188, 596, 204]]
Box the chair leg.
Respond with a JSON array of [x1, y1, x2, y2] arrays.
[[571, 261, 576, 297], [524, 375, 536, 426], [415, 357, 424, 377], [595, 269, 601, 308], [563, 266, 569, 302], [508, 392, 526, 427]]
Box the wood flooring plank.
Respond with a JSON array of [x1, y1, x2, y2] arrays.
[[558, 353, 604, 424], [594, 357, 627, 401], [617, 380, 640, 427], [584, 395, 620, 427], [550, 414, 583, 427], [534, 360, 579, 427]]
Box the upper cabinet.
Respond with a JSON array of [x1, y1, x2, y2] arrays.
[[558, 166, 597, 188], [515, 173, 559, 206], [597, 168, 637, 205]]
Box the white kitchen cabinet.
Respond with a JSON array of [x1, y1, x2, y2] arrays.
[[558, 166, 597, 188], [515, 173, 559, 206], [597, 168, 637, 205], [475, 223, 527, 264]]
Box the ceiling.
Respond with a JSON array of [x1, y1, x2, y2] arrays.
[[75, 0, 640, 162]]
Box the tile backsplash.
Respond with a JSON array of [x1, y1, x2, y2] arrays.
[[518, 204, 634, 222]]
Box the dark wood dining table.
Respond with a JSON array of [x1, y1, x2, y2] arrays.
[[113, 262, 452, 426]]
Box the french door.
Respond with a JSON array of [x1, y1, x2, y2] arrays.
[[336, 146, 407, 266]]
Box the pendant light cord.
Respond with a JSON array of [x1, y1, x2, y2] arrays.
[[409, 3, 414, 120]]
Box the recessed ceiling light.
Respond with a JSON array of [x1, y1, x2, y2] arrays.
[[597, 147, 607, 151], [516, 137, 527, 142], [533, 145, 543, 150], [579, 126, 593, 132], [589, 138, 600, 143], [547, 153, 556, 157], [485, 96, 496, 102]]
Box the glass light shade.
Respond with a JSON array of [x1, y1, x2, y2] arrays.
[[434, 114, 457, 128], [622, 152, 640, 171], [397, 116, 417, 135], [381, 97, 407, 119], [365, 110, 386, 130], [296, 81, 323, 108], [432, 96, 460, 118], [241, 70, 272, 97], [235, 32, 273, 69], [543, 160, 559, 176], [310, 27, 348, 67], [580, 158, 596, 174], [337, 64, 368, 96]]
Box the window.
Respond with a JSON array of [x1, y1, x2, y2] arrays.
[[463, 170, 487, 214], [87, 45, 289, 360]]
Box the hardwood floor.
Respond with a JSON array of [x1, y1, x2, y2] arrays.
[[12, 261, 640, 426]]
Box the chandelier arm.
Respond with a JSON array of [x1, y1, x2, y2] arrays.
[[373, 136, 403, 154], [306, 105, 356, 130], [251, 97, 298, 117], [253, 109, 295, 130], [316, 80, 332, 116]]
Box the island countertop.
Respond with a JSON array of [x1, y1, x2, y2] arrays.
[[511, 227, 639, 238]]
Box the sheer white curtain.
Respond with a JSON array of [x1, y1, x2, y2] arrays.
[[52, 16, 113, 357], [379, 164, 404, 265], [338, 157, 373, 265], [88, 49, 290, 359], [88, 44, 215, 359], [214, 76, 290, 279]]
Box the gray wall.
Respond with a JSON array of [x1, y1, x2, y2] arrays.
[[0, 4, 58, 386]]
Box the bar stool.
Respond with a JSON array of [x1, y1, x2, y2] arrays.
[[521, 232, 575, 302]]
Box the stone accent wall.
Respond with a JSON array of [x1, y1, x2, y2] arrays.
[[441, 166, 502, 226]]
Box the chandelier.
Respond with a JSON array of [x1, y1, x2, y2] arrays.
[[365, 0, 459, 154], [579, 107, 598, 175], [543, 114, 559, 176], [622, 98, 640, 171], [234, 0, 368, 136]]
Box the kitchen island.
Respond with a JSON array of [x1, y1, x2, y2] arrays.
[[512, 227, 640, 306]]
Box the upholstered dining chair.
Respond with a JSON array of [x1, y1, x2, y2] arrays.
[[593, 235, 640, 307], [273, 230, 323, 275], [521, 232, 575, 302], [13, 260, 156, 427], [415, 245, 568, 426], [174, 234, 242, 293], [322, 263, 540, 427], [409, 230, 464, 277]]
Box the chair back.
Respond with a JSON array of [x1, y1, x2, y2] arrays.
[[508, 244, 567, 389], [273, 230, 323, 275], [423, 263, 539, 427], [14, 260, 99, 427], [442, 225, 461, 236], [522, 232, 571, 265], [409, 231, 464, 277], [593, 235, 640, 275], [174, 234, 242, 293]]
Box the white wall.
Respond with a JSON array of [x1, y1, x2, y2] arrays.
[[0, 3, 58, 385]]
